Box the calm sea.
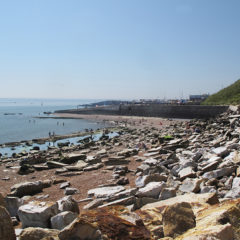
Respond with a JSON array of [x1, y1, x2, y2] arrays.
[[0, 98, 107, 144]]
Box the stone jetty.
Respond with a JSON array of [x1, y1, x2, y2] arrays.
[[1, 105, 240, 239]]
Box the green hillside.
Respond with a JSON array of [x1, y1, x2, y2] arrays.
[[202, 79, 240, 105]]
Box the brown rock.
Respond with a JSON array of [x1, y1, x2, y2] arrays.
[[162, 202, 196, 238], [0, 206, 16, 240], [176, 198, 240, 240], [177, 224, 233, 240], [60, 206, 151, 240], [58, 217, 102, 240], [19, 227, 59, 240], [139, 193, 218, 238], [0, 192, 6, 207]]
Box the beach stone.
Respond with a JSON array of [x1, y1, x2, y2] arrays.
[[137, 181, 166, 199], [141, 192, 219, 211], [51, 211, 78, 230], [116, 177, 129, 185], [64, 187, 79, 195], [57, 196, 79, 214], [231, 177, 240, 188], [88, 186, 125, 198], [83, 198, 105, 210], [10, 181, 44, 197], [207, 155, 222, 164], [202, 166, 236, 179], [162, 202, 196, 238], [83, 163, 103, 171], [143, 158, 158, 166], [98, 196, 135, 208], [212, 147, 229, 157], [135, 173, 167, 188], [18, 201, 58, 228], [181, 224, 233, 240], [133, 197, 159, 210], [117, 148, 137, 157], [62, 153, 86, 164], [200, 185, 217, 193], [179, 178, 203, 193], [19, 227, 59, 240], [103, 157, 130, 166], [86, 155, 101, 164], [58, 218, 102, 240], [178, 167, 196, 180], [201, 160, 219, 172], [57, 141, 70, 148], [5, 196, 24, 217], [225, 188, 240, 199], [0, 206, 16, 240], [159, 188, 176, 200], [18, 164, 35, 175], [47, 161, 67, 169], [59, 181, 70, 189], [66, 160, 88, 171]]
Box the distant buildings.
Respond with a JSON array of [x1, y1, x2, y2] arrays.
[[189, 94, 209, 102]]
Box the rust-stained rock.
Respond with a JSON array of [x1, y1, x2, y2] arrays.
[[162, 202, 196, 238], [71, 206, 151, 240], [0, 206, 16, 240], [138, 193, 218, 238], [176, 198, 240, 240], [19, 227, 59, 240], [178, 224, 234, 240]]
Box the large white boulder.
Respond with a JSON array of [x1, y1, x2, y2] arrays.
[[18, 201, 58, 228]]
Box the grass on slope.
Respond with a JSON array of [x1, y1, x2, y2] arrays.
[[202, 79, 240, 105]]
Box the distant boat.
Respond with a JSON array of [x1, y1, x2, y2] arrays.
[[4, 113, 16, 115]]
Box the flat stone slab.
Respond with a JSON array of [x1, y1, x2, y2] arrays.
[[88, 186, 125, 198], [18, 201, 58, 228]]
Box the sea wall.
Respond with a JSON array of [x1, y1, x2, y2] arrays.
[[56, 104, 228, 119], [119, 104, 228, 119]]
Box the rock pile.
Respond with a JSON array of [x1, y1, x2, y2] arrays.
[[2, 106, 240, 239]]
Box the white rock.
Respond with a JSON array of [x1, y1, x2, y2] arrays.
[[57, 196, 79, 214], [88, 186, 125, 198], [212, 147, 229, 157], [51, 211, 78, 230], [178, 167, 196, 180], [137, 182, 166, 198], [5, 196, 24, 217], [232, 177, 240, 189], [18, 201, 58, 228]]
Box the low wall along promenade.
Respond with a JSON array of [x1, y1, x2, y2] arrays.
[[56, 104, 229, 119]]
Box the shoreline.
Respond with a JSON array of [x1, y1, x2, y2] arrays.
[[0, 126, 118, 149], [54, 112, 187, 129]]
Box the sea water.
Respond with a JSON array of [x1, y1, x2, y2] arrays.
[[0, 98, 108, 144]]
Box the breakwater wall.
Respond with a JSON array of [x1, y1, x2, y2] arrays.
[[119, 104, 228, 119], [56, 104, 228, 119]]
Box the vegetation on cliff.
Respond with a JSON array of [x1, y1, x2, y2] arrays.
[[202, 79, 240, 105]]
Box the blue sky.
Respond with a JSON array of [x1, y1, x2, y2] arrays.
[[0, 0, 240, 99]]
